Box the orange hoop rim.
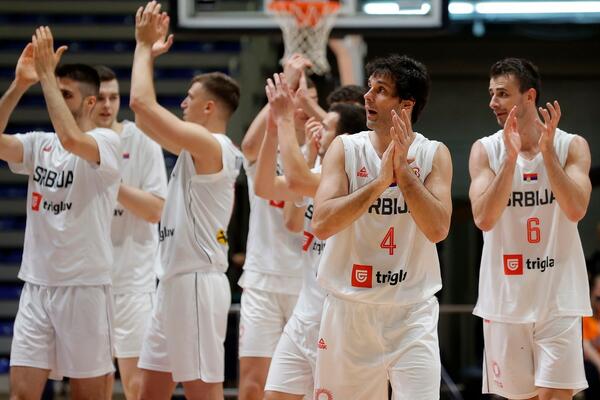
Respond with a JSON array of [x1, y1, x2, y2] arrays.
[[268, 0, 341, 14], [268, 0, 341, 27]]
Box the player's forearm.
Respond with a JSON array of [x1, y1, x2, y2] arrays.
[[130, 44, 158, 119], [277, 118, 315, 195], [0, 80, 30, 133], [117, 183, 164, 223], [312, 177, 387, 240], [254, 131, 284, 200], [0, 134, 24, 163], [472, 158, 516, 231], [396, 166, 450, 243], [297, 95, 326, 121], [542, 149, 589, 222], [241, 105, 269, 162]]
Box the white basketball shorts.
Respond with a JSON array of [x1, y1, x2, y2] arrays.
[[264, 314, 320, 396], [314, 295, 440, 400], [138, 271, 230, 383], [482, 317, 588, 399], [113, 291, 155, 358], [10, 283, 115, 379], [238, 287, 298, 358]]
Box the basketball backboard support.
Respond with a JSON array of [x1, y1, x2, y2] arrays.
[[175, 0, 447, 33]]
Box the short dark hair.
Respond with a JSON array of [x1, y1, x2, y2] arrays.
[[94, 65, 117, 82], [365, 55, 430, 123], [326, 85, 366, 107], [490, 58, 542, 105], [191, 72, 240, 116], [330, 103, 367, 136], [55, 63, 100, 98]]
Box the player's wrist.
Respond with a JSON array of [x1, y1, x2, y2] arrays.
[[12, 78, 33, 92]]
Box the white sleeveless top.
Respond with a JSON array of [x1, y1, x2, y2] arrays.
[[473, 129, 591, 322], [239, 157, 304, 295], [292, 166, 328, 323], [316, 131, 442, 305], [157, 134, 242, 281], [110, 121, 168, 293]]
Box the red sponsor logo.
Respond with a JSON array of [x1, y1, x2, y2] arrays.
[[315, 388, 333, 400], [318, 338, 327, 350], [269, 200, 284, 208], [357, 166, 368, 178], [122, 152, 130, 159], [351, 264, 372, 288], [492, 361, 501, 378], [503, 254, 523, 275], [302, 231, 315, 251], [31, 192, 43, 211], [42, 145, 52, 152]]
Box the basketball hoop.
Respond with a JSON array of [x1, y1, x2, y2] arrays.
[[268, 0, 341, 75]]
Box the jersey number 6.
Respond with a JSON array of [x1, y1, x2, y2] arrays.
[[527, 217, 541, 244]]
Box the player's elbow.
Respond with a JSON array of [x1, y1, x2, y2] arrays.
[[253, 184, 269, 201], [146, 210, 162, 224], [129, 94, 152, 115], [240, 136, 258, 160], [426, 224, 450, 243], [564, 206, 587, 223], [473, 213, 495, 232], [311, 216, 333, 240], [286, 175, 305, 194], [284, 217, 303, 233]]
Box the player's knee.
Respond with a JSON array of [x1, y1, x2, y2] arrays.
[[239, 379, 264, 400], [124, 375, 143, 399]]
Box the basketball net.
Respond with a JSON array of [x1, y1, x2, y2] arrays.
[[268, 0, 341, 75]]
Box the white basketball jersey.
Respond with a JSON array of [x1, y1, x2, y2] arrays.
[[8, 129, 121, 286], [473, 129, 592, 322], [316, 131, 442, 305], [240, 157, 304, 294], [293, 166, 327, 323], [110, 121, 168, 293], [157, 134, 242, 281]]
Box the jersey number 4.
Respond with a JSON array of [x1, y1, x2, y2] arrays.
[[527, 217, 541, 244], [380, 227, 397, 255]]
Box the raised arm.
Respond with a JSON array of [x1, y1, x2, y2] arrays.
[[269, 73, 321, 197], [537, 101, 591, 222], [130, 2, 222, 173], [241, 54, 311, 163], [469, 106, 519, 231], [32, 27, 102, 164], [391, 110, 452, 243], [312, 136, 394, 240], [0, 43, 37, 163], [253, 109, 297, 202]]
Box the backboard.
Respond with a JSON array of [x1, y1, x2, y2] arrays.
[[175, 0, 447, 33]]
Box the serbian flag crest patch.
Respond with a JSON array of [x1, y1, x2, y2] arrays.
[[523, 172, 538, 182]]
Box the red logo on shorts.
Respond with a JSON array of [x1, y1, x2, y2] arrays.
[[492, 361, 501, 378], [315, 388, 333, 399], [503, 254, 523, 275], [351, 264, 372, 288], [357, 166, 368, 178], [318, 338, 327, 350], [269, 200, 284, 208], [31, 192, 43, 211]]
